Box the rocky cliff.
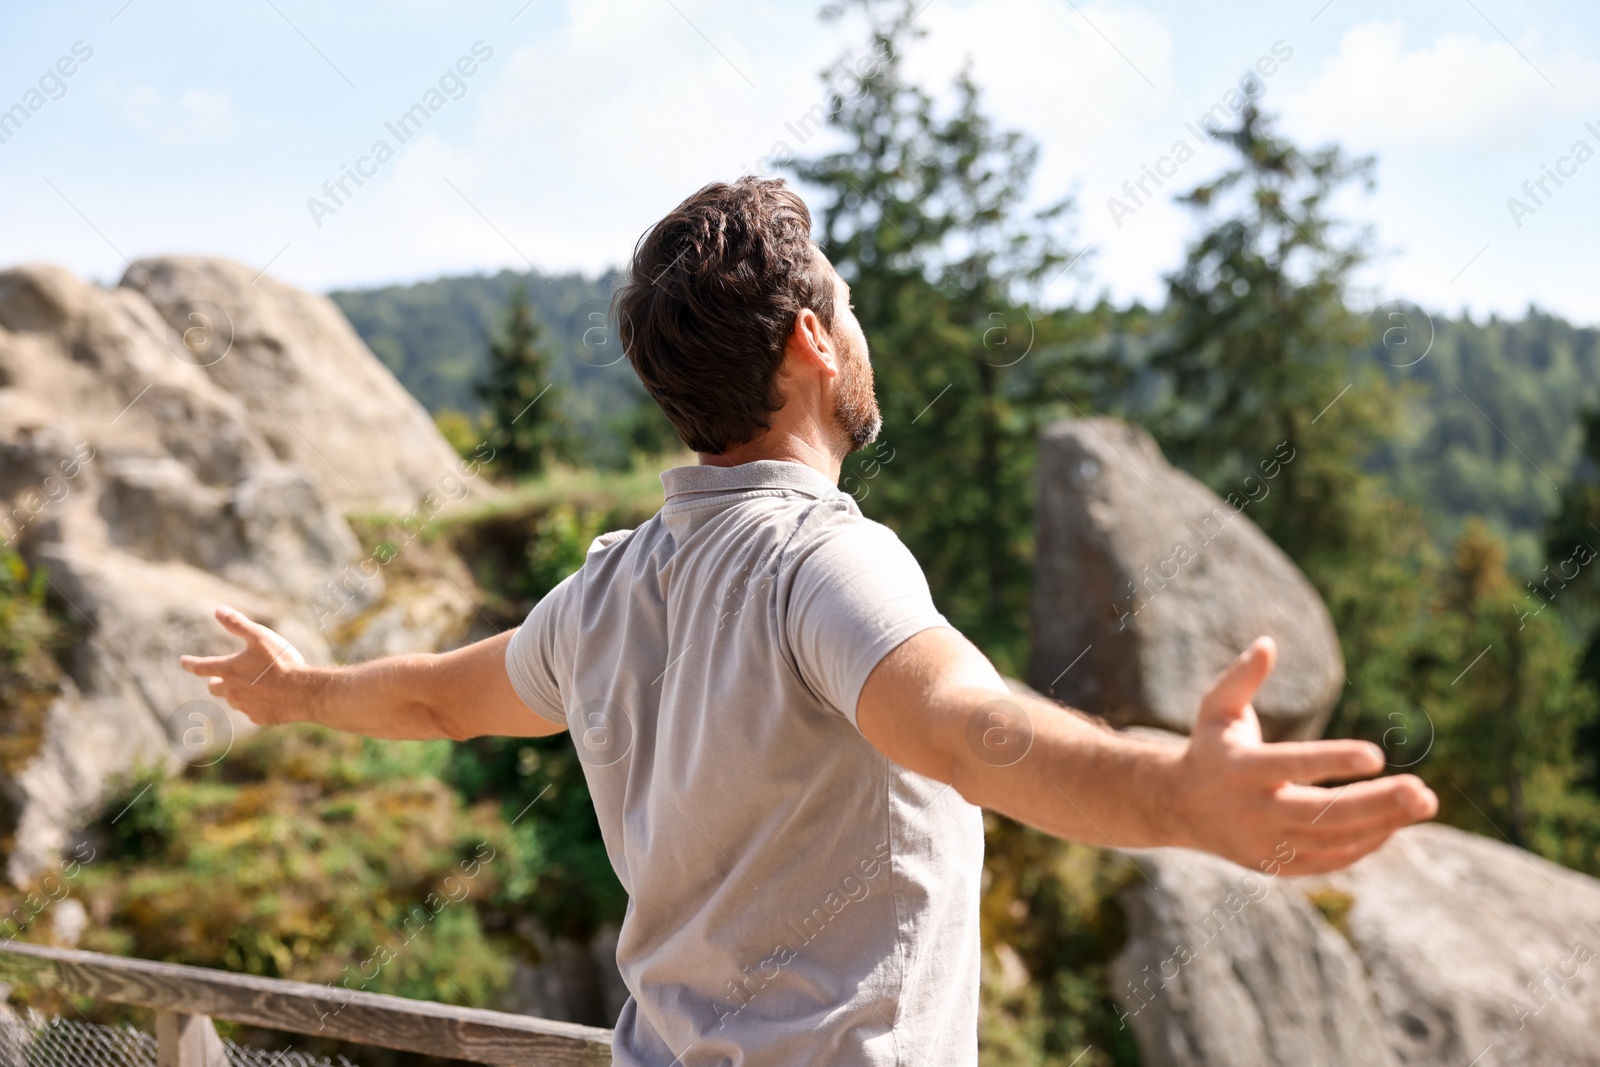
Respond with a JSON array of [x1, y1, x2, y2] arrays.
[[0, 258, 483, 882]]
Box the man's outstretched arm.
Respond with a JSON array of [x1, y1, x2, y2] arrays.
[[856, 626, 1437, 876], [178, 606, 565, 741]]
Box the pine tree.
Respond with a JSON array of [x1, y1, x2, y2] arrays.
[[476, 288, 568, 479], [791, 0, 1092, 672], [1152, 103, 1395, 571], [1147, 105, 1437, 766]]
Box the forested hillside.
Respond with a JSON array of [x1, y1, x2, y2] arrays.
[[330, 270, 651, 469], [1372, 310, 1600, 570]]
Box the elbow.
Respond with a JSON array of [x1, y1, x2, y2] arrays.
[[948, 760, 992, 810], [424, 701, 474, 742], [414, 651, 476, 741], [937, 735, 992, 808]]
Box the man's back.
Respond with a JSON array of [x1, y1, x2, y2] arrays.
[[505, 460, 984, 1067]]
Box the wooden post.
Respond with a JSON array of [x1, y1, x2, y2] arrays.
[[155, 1010, 228, 1067]]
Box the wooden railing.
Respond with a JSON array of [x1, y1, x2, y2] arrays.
[[0, 941, 614, 1066]]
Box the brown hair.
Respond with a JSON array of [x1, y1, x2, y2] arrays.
[[613, 177, 836, 454]]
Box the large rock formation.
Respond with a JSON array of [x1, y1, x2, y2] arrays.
[[1112, 840, 1397, 1066], [0, 259, 484, 882], [1029, 417, 1343, 741], [1113, 824, 1600, 1067], [118, 257, 467, 515]]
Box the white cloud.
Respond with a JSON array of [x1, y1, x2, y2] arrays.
[[1286, 21, 1600, 148], [284, 0, 1181, 291], [285, 0, 841, 285], [902, 0, 1174, 141], [117, 85, 237, 145]]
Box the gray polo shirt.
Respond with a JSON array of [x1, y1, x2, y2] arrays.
[[505, 459, 984, 1066]]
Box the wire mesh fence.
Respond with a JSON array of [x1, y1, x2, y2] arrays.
[[0, 1008, 358, 1067]]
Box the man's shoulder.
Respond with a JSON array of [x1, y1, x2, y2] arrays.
[[577, 514, 675, 572], [587, 528, 637, 554], [532, 524, 650, 622], [800, 499, 905, 542], [786, 503, 919, 578]]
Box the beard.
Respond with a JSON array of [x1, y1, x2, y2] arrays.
[[832, 331, 882, 453]]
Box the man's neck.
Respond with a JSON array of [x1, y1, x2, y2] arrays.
[[698, 431, 843, 485]]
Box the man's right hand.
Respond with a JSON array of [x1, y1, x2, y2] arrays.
[[1167, 636, 1438, 875]]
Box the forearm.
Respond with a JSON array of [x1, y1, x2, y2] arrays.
[[299, 653, 462, 740], [186, 611, 562, 742], [857, 628, 1191, 849], [860, 627, 1436, 875], [940, 686, 1191, 850]]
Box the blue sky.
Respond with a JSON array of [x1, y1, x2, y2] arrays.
[[3, 0, 1598, 324]]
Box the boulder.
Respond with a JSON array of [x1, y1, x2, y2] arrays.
[[118, 257, 470, 515], [1304, 824, 1600, 1065], [0, 261, 483, 882], [1113, 824, 1600, 1067], [1112, 842, 1397, 1067], [1028, 417, 1343, 741]]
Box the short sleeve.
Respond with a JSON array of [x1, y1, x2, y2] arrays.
[[786, 518, 950, 728], [505, 568, 582, 726]]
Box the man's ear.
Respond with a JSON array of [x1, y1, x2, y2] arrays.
[[789, 307, 840, 377]]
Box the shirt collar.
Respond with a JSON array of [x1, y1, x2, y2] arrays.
[[660, 459, 844, 507]]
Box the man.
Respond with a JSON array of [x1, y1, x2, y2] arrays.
[[182, 177, 1437, 1066]]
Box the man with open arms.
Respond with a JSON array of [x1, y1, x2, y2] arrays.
[[182, 178, 1438, 1067]]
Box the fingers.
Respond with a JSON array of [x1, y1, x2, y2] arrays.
[[215, 605, 268, 643], [1196, 636, 1277, 728], [1245, 739, 1386, 785], [179, 654, 233, 677], [1274, 775, 1437, 831], [1205, 772, 1436, 876], [180, 607, 263, 675], [1247, 781, 1432, 875], [181, 607, 299, 727], [182, 606, 282, 679], [1275, 827, 1398, 876]]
